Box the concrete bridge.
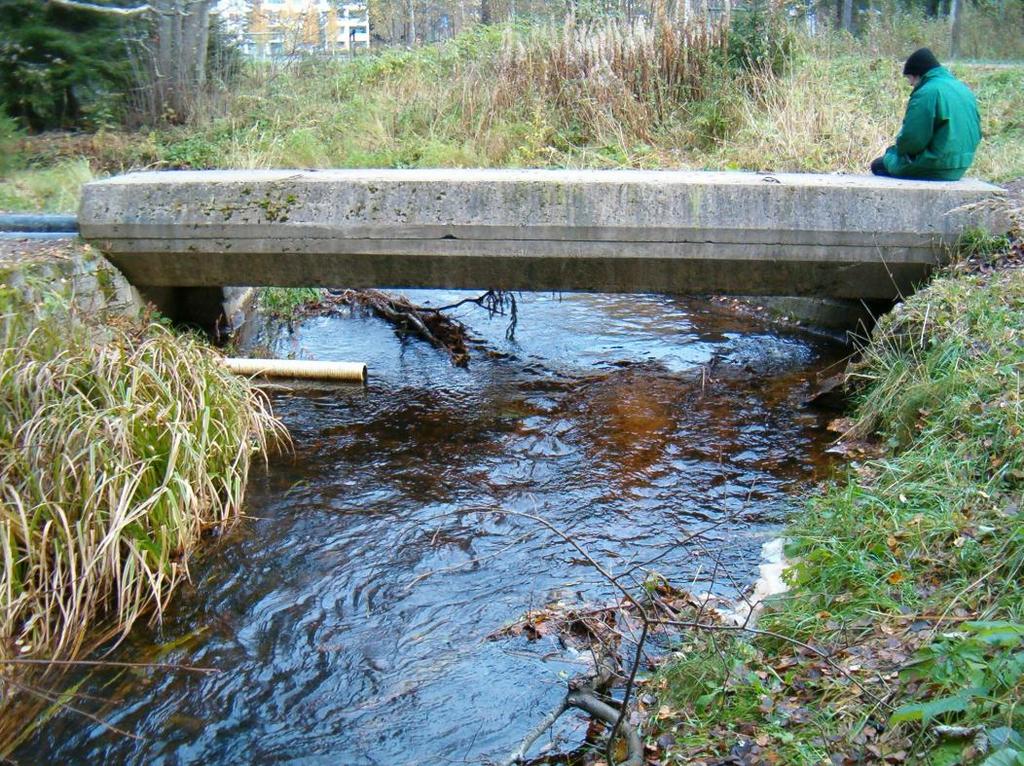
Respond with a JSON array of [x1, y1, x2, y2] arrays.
[[79, 168, 1006, 327]]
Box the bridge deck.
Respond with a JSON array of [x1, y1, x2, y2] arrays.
[[79, 169, 1006, 300]]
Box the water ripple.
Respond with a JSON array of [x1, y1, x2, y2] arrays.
[[27, 292, 844, 765]]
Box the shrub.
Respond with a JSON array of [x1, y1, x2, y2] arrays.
[[0, 114, 23, 175], [726, 1, 795, 75]]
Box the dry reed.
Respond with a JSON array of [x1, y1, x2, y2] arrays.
[[0, 279, 284, 730], [489, 18, 727, 142]]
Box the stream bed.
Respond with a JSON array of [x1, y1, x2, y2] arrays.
[[26, 291, 847, 765]]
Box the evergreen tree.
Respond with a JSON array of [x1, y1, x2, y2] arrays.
[[0, 0, 134, 130]]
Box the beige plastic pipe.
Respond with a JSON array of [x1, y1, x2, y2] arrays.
[[221, 357, 367, 382]]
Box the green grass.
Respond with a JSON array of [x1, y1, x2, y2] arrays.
[[256, 286, 325, 319], [0, 269, 286, 753], [649, 227, 1024, 764], [2, 19, 1021, 216], [0, 159, 94, 213]]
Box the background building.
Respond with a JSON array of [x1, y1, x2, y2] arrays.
[[219, 0, 370, 59]]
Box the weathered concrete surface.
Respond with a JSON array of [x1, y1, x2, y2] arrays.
[[0, 237, 144, 318], [80, 168, 1007, 300]]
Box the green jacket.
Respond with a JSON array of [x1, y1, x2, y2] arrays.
[[883, 66, 981, 181]]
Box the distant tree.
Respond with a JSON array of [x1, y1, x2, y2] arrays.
[[43, 0, 220, 123], [0, 0, 134, 130]]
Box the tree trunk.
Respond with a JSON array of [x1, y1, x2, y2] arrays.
[[407, 0, 415, 45], [841, 0, 853, 33], [949, 0, 963, 58], [49, 0, 212, 123], [150, 0, 213, 121], [195, 0, 211, 85]]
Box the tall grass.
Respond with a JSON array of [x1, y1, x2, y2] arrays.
[[0, 279, 284, 707], [191, 18, 736, 169], [488, 19, 728, 144], [107, 18, 1024, 181], [3, 16, 1022, 215]]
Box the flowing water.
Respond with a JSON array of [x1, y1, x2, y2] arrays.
[[26, 291, 847, 765]]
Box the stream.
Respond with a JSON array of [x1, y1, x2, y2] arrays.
[[25, 291, 847, 765]]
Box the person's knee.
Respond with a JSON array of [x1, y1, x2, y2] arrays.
[[870, 157, 891, 176]]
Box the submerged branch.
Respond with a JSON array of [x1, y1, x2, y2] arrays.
[[325, 288, 519, 366], [327, 289, 471, 366], [501, 696, 569, 766], [500, 643, 644, 766], [5, 678, 143, 741], [0, 658, 219, 675]]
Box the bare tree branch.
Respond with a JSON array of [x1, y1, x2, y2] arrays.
[[500, 696, 569, 765], [606, 618, 648, 766], [49, 0, 151, 16]]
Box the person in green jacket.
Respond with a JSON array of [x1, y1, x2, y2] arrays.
[[870, 48, 981, 181]]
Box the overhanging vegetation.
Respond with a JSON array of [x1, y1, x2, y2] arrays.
[[0, 265, 285, 754]]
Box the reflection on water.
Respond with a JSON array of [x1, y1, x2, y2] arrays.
[[25, 292, 844, 765]]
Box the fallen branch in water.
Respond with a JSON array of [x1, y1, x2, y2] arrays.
[[500, 614, 644, 766], [327, 289, 472, 366], [448, 501, 895, 765], [5, 677, 143, 741], [422, 290, 518, 340], [462, 508, 650, 766], [325, 288, 519, 366]]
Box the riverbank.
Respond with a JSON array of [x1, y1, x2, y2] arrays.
[[648, 211, 1024, 765], [0, 240, 284, 756]]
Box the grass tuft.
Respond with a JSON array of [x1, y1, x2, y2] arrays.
[[0, 276, 285, 745], [257, 286, 325, 319], [0, 159, 95, 213]]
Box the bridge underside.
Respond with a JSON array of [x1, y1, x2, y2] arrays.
[[79, 168, 1006, 326]]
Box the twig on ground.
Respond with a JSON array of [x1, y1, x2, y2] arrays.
[[5, 677, 143, 740], [0, 658, 219, 674], [653, 618, 894, 710]]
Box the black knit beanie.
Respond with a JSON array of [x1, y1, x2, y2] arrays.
[[903, 48, 941, 77]]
